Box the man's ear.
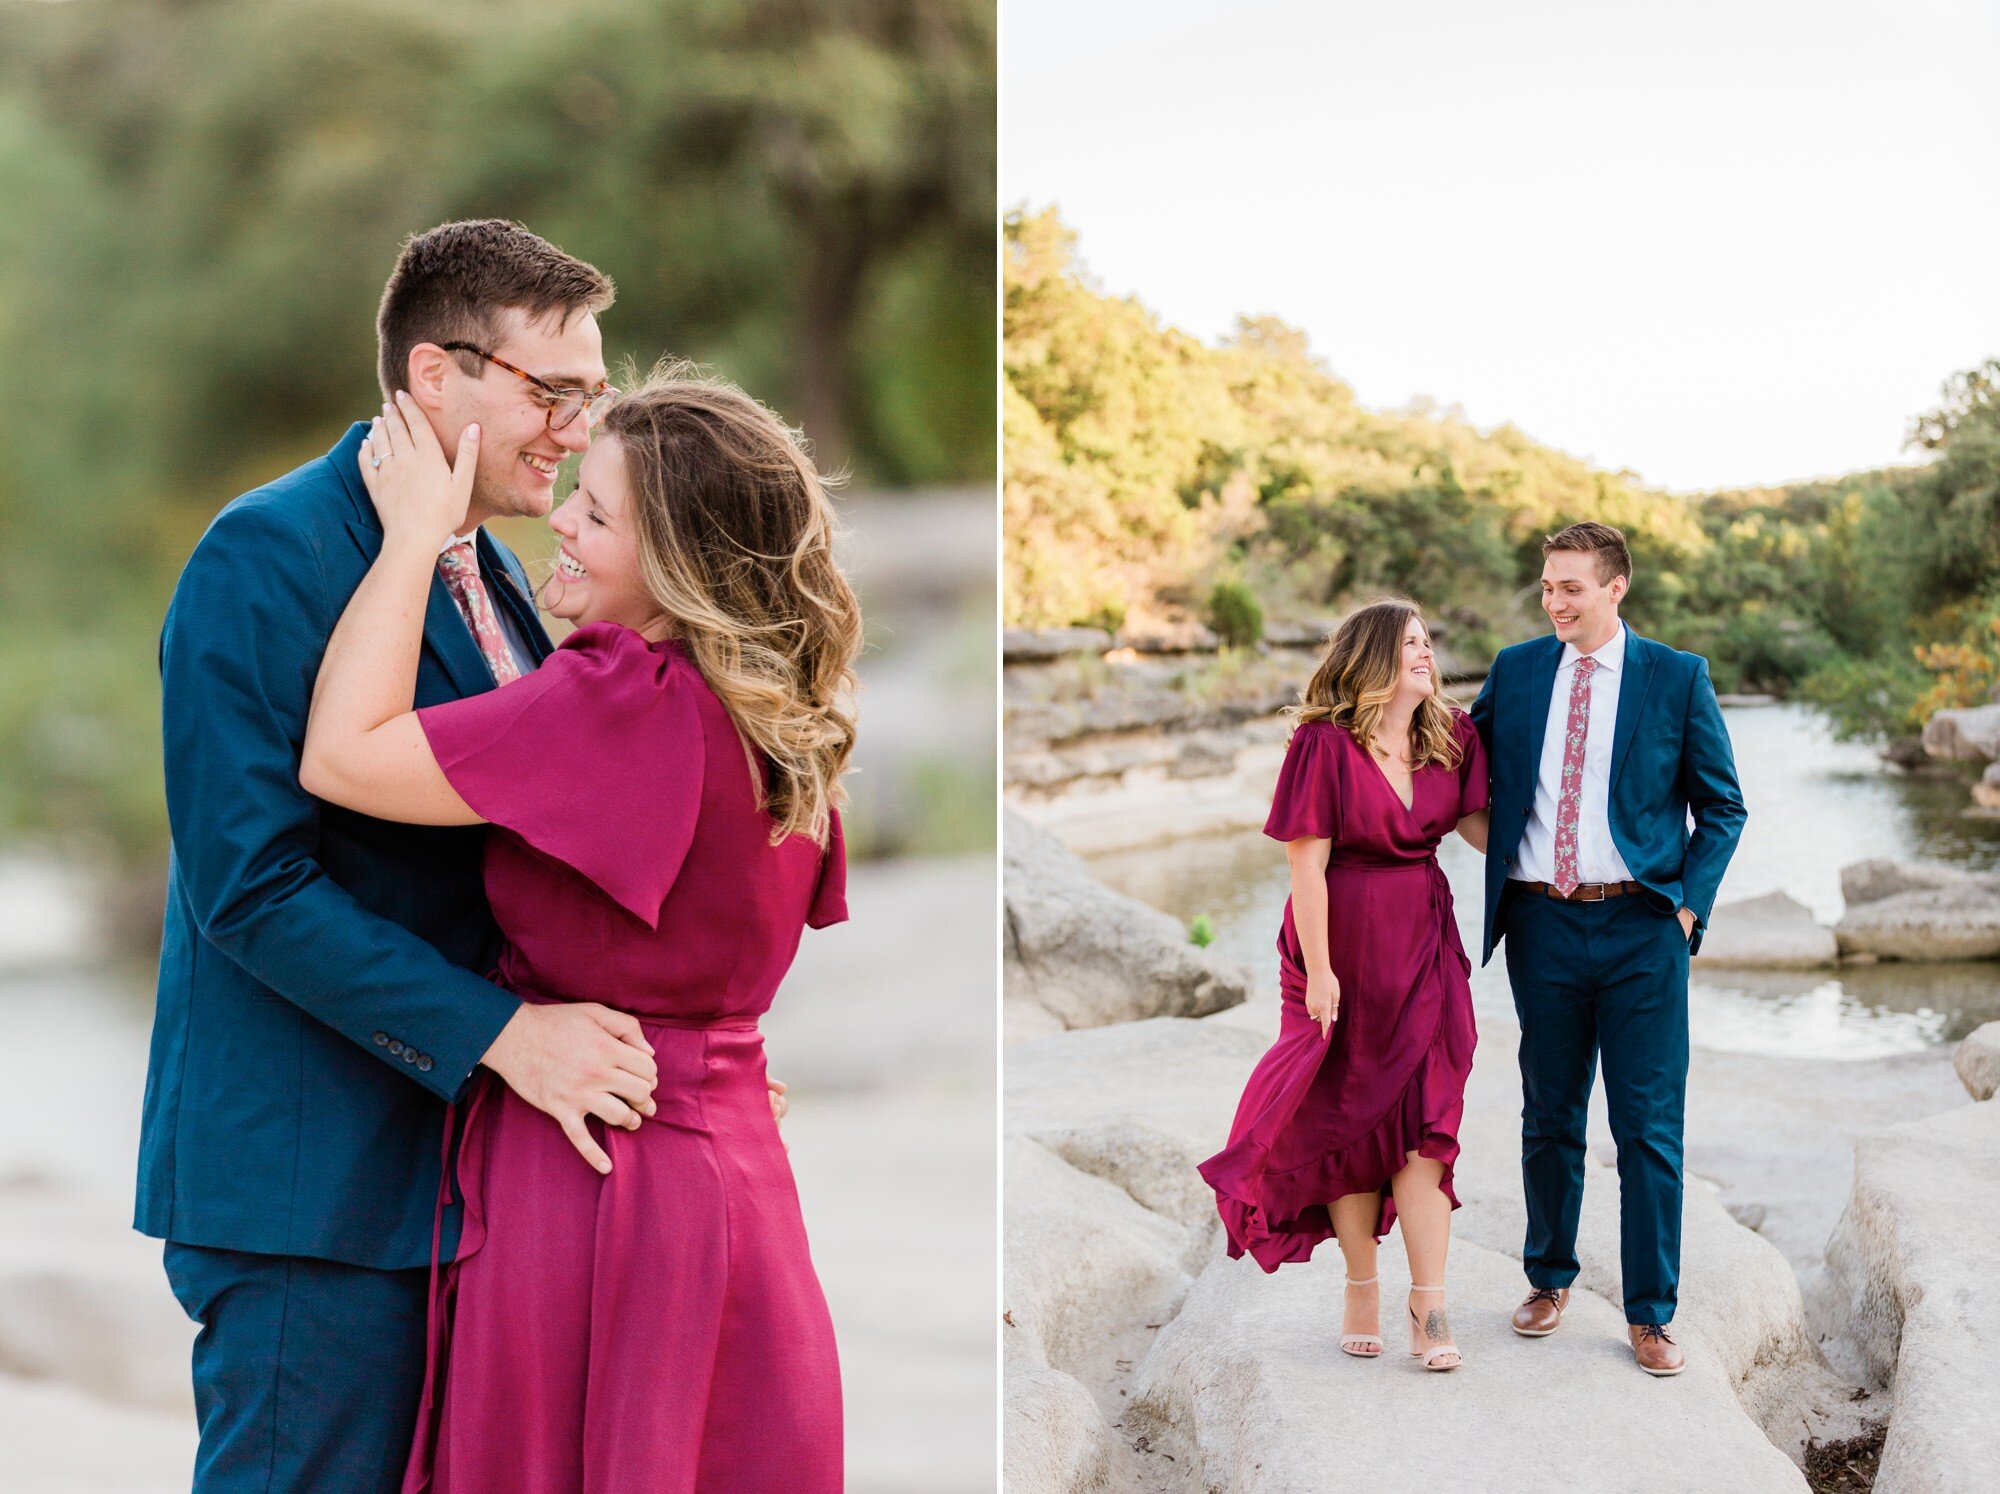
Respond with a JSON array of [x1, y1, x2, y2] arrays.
[[1608, 573, 1630, 606], [404, 343, 453, 412]]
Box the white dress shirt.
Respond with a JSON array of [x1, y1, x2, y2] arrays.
[[438, 529, 538, 675], [1510, 622, 1635, 886]]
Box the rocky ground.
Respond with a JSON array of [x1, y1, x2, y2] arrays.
[[1002, 843, 2000, 1493], [0, 854, 996, 1494]]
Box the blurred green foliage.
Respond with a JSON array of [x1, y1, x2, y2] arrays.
[[1006, 208, 2000, 743], [0, 0, 994, 866], [1207, 580, 1263, 650]]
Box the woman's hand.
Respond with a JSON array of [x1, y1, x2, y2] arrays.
[[1305, 969, 1341, 1040], [359, 390, 478, 547], [769, 1074, 791, 1152]]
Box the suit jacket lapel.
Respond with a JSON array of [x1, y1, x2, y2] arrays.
[[326, 424, 527, 696], [1519, 634, 1563, 772], [1609, 627, 1655, 790], [338, 512, 497, 699]]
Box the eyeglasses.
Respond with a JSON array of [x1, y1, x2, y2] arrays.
[[439, 342, 619, 431]]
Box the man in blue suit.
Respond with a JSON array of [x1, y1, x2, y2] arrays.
[[137, 221, 668, 1491], [1469, 521, 1745, 1377]]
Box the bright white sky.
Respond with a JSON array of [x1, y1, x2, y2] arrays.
[[1002, 0, 2000, 492]]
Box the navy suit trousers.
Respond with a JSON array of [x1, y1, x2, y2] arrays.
[[1502, 888, 1690, 1325], [163, 1243, 429, 1494]]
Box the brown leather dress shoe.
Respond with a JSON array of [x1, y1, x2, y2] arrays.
[[1510, 1286, 1570, 1336], [1629, 1323, 1686, 1376]]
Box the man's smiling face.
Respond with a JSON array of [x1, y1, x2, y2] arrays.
[[1540, 547, 1626, 649], [438, 307, 608, 525]]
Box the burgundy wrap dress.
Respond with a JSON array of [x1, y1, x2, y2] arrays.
[[1198, 711, 1488, 1270], [399, 622, 845, 1494]]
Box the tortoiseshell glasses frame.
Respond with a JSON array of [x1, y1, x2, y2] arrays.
[[438, 342, 619, 431]]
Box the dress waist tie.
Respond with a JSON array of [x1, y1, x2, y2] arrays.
[[401, 1002, 760, 1493]]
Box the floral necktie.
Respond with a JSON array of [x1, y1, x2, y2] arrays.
[[1551, 655, 1598, 897], [437, 541, 522, 686]]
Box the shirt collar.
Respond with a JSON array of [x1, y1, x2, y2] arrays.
[[438, 528, 482, 572], [1559, 620, 1625, 675]]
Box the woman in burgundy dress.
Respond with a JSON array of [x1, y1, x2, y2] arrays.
[[1198, 600, 1490, 1371], [300, 371, 859, 1490]]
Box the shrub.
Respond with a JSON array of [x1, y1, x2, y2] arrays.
[[1208, 580, 1264, 649]]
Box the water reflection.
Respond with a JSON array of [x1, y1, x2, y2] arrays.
[[1080, 705, 2000, 1060]]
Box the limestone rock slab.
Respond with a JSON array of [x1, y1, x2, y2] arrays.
[[1128, 1242, 1808, 1493], [1004, 627, 1114, 663], [1007, 1017, 1265, 1232], [1822, 1101, 2000, 1492]]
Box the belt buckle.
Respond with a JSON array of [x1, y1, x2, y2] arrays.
[[1572, 883, 1607, 902]]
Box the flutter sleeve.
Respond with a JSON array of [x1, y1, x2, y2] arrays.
[[1263, 721, 1343, 843], [807, 808, 849, 929], [1454, 709, 1491, 818], [416, 622, 700, 928]]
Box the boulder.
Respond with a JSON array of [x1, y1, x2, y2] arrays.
[[1001, 1355, 1115, 1494], [1000, 1138, 1194, 1494], [1001, 1019, 1270, 1492], [1921, 703, 2000, 762], [1840, 858, 1973, 908], [1835, 882, 2000, 962], [1822, 1102, 2000, 1491], [1882, 736, 1929, 769], [1691, 890, 1838, 969], [1955, 1020, 2000, 1101], [1004, 812, 1250, 1034]]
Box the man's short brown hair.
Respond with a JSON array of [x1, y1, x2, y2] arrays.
[[1542, 520, 1632, 586], [375, 220, 616, 398]]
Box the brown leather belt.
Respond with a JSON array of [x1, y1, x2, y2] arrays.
[[1515, 879, 1643, 903]]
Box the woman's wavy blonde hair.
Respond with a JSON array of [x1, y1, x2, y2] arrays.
[[1288, 598, 1462, 771], [598, 363, 861, 846]]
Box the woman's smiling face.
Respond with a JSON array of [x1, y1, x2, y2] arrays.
[[544, 435, 663, 635], [1397, 613, 1436, 701]]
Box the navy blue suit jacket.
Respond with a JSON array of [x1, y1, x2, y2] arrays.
[[136, 423, 554, 1270], [1468, 628, 1746, 965]]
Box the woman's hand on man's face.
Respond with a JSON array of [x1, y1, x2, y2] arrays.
[[359, 390, 478, 546]]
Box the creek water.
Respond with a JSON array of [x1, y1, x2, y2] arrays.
[[1084, 703, 2000, 1060]]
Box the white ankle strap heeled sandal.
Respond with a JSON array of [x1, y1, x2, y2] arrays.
[[1407, 1285, 1461, 1371], [1339, 1275, 1384, 1358]]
